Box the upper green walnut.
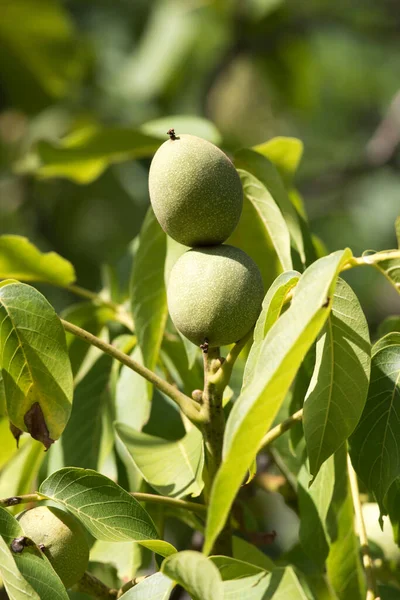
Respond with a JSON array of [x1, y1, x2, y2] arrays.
[[149, 133, 243, 247], [18, 506, 89, 589], [167, 245, 264, 347]]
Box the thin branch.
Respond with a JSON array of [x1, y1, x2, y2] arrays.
[[259, 408, 303, 450], [347, 454, 379, 600], [212, 328, 254, 391], [0, 493, 46, 508], [343, 250, 400, 271], [67, 284, 134, 331], [200, 346, 233, 556], [61, 319, 204, 425], [131, 492, 207, 515]]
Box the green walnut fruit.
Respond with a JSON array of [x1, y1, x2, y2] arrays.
[[18, 506, 89, 588], [149, 133, 243, 247], [167, 245, 264, 347]]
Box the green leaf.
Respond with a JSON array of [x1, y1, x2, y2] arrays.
[[39, 467, 176, 556], [0, 508, 40, 600], [372, 251, 400, 296], [119, 571, 174, 599], [210, 556, 266, 580], [161, 336, 203, 396], [0, 0, 83, 113], [378, 316, 400, 338], [61, 354, 113, 470], [0, 506, 69, 600], [252, 137, 304, 185], [222, 567, 308, 600], [238, 169, 292, 271], [115, 345, 152, 431], [303, 278, 371, 478], [62, 302, 115, 376], [243, 270, 301, 389], [326, 448, 366, 600], [0, 281, 73, 447], [298, 456, 335, 570], [34, 126, 162, 183], [204, 249, 352, 554], [232, 536, 275, 571], [227, 178, 283, 291], [350, 333, 400, 510], [396, 216, 400, 249], [0, 235, 75, 286], [141, 116, 221, 145], [130, 208, 168, 373], [0, 437, 44, 503], [235, 149, 306, 265], [115, 423, 204, 499], [161, 550, 223, 600]]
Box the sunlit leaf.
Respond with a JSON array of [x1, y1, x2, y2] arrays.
[[0, 281, 73, 447], [204, 249, 351, 554], [372, 251, 400, 296], [0, 235, 75, 286], [243, 270, 300, 389], [223, 567, 308, 599], [304, 278, 371, 478], [115, 423, 204, 498], [0, 506, 68, 600], [0, 437, 43, 505], [161, 550, 223, 600], [235, 149, 306, 265], [120, 571, 174, 599], [238, 169, 293, 272], [131, 208, 168, 373], [40, 467, 176, 556], [326, 447, 366, 600], [141, 116, 221, 145], [34, 126, 162, 183], [252, 137, 303, 185], [350, 333, 400, 510]]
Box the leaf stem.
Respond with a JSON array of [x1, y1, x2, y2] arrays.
[[67, 284, 134, 331], [347, 454, 379, 600], [131, 492, 207, 515], [342, 250, 400, 270], [61, 319, 204, 424], [0, 493, 46, 508], [259, 408, 303, 450]]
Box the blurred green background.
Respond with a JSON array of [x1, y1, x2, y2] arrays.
[[0, 0, 399, 329]]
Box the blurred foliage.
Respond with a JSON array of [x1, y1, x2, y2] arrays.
[[1, 0, 399, 325]]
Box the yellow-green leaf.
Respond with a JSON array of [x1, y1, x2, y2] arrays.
[[0, 236, 75, 286]]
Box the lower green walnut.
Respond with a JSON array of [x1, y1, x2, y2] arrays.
[[167, 245, 264, 347], [18, 506, 89, 588]]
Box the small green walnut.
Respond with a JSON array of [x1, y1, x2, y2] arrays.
[[149, 133, 243, 247], [167, 245, 264, 347], [18, 506, 89, 589]]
